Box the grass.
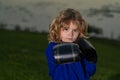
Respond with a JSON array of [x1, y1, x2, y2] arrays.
[[0, 30, 48, 80], [0, 29, 120, 80], [89, 37, 120, 80]]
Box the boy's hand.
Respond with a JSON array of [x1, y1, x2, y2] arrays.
[[74, 38, 97, 63], [53, 43, 82, 64]]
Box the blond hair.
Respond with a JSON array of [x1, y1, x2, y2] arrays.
[[48, 8, 88, 43]]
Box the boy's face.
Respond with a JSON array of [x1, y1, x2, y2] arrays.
[[60, 21, 80, 42]]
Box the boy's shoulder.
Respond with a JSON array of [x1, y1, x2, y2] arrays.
[[46, 42, 58, 53], [47, 42, 58, 49], [48, 42, 57, 46]]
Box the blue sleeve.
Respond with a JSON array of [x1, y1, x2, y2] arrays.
[[45, 42, 58, 76], [83, 58, 97, 76]]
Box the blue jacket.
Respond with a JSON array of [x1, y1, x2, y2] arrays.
[[45, 42, 96, 80]]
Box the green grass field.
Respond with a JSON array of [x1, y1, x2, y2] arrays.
[[0, 29, 120, 80]]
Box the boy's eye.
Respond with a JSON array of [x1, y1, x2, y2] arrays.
[[64, 28, 68, 31], [62, 27, 69, 31], [73, 29, 79, 32]]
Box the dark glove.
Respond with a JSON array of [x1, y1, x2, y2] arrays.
[[53, 43, 83, 64], [74, 38, 97, 63]]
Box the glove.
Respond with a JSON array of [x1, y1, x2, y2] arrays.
[[53, 42, 83, 64], [74, 38, 97, 63]]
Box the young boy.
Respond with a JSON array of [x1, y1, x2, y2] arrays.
[[46, 8, 97, 80]]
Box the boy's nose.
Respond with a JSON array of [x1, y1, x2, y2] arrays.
[[68, 30, 73, 36]]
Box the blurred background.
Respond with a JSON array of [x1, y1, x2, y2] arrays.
[[0, 0, 120, 80]]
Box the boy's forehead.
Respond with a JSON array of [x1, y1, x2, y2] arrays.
[[61, 21, 79, 28], [63, 20, 77, 24]]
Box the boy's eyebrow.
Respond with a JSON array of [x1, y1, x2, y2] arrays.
[[62, 25, 69, 29]]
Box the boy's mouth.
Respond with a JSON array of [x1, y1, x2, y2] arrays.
[[67, 38, 73, 40]]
